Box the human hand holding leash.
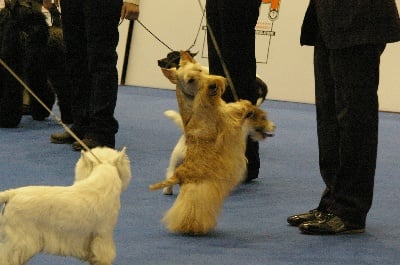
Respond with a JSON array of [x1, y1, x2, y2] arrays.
[[121, 2, 139, 21]]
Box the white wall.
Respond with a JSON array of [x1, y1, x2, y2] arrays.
[[118, 0, 400, 112], [116, 21, 130, 83]]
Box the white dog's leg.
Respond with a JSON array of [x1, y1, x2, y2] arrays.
[[88, 235, 116, 265], [163, 135, 187, 195], [164, 110, 184, 131], [0, 239, 39, 265]]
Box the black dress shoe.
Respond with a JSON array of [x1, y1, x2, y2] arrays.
[[287, 209, 321, 226], [72, 138, 101, 151], [72, 138, 115, 151], [299, 213, 365, 235]]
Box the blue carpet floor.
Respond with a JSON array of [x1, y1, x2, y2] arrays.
[[1, 86, 399, 265]]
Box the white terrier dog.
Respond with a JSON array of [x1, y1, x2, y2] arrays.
[[163, 110, 187, 195], [0, 147, 131, 265]]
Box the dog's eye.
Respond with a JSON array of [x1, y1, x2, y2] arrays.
[[245, 111, 254, 119]]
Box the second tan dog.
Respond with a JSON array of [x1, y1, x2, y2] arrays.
[[149, 70, 275, 235]]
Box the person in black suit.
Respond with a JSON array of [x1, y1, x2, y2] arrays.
[[288, 0, 400, 234], [49, 0, 140, 151], [206, 0, 262, 182]]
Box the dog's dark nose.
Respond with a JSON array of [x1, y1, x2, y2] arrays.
[[188, 78, 195, 84]]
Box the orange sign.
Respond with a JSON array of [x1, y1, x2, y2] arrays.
[[262, 0, 280, 10], [262, 0, 281, 20]]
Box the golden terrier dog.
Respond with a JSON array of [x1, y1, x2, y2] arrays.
[[149, 67, 275, 235], [160, 51, 209, 195], [160, 51, 274, 195]]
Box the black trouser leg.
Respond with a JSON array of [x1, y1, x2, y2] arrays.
[[61, 0, 121, 144], [60, 0, 90, 133], [314, 42, 385, 226], [313, 42, 340, 212], [206, 0, 262, 180], [84, 0, 121, 143], [206, 0, 261, 104]]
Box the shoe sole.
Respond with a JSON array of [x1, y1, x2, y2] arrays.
[[50, 138, 75, 144], [300, 228, 365, 235], [72, 142, 112, 151], [287, 213, 320, 226], [288, 221, 309, 227], [72, 144, 83, 151]]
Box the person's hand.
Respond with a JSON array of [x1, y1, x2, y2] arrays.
[[42, 0, 58, 10], [42, 0, 53, 10], [121, 3, 140, 21]]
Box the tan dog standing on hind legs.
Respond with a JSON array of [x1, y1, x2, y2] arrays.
[[159, 51, 209, 195], [0, 147, 131, 265], [162, 98, 274, 195], [149, 70, 275, 235], [160, 51, 274, 195]]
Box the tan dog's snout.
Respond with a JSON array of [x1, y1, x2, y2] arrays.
[[243, 105, 276, 141]]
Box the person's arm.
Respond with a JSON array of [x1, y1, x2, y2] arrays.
[[121, 0, 140, 21]]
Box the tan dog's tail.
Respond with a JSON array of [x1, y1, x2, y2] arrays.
[[162, 182, 227, 235], [164, 110, 184, 131], [0, 189, 15, 204], [149, 176, 180, 191]]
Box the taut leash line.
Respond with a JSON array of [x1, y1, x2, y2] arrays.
[[136, 19, 174, 52], [136, 8, 239, 102], [195, 0, 239, 102], [0, 58, 102, 164]]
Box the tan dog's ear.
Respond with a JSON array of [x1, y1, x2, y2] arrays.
[[244, 109, 255, 119], [215, 77, 226, 95], [237, 100, 254, 120], [180, 51, 196, 66], [161, 68, 178, 84]]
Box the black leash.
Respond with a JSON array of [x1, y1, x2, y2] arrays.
[[135, 8, 205, 54], [135, 19, 174, 52]]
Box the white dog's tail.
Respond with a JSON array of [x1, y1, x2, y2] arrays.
[[164, 110, 184, 131], [0, 190, 15, 204], [162, 183, 227, 235]]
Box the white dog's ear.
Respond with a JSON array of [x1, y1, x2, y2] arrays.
[[114, 147, 128, 164], [120, 147, 127, 157], [80, 150, 91, 165], [80, 150, 86, 160], [256, 97, 263, 107], [161, 67, 178, 84]]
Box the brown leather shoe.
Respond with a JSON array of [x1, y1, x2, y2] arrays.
[[50, 131, 75, 144], [287, 209, 322, 226]]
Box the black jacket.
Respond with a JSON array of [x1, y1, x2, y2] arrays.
[[301, 0, 400, 48]]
